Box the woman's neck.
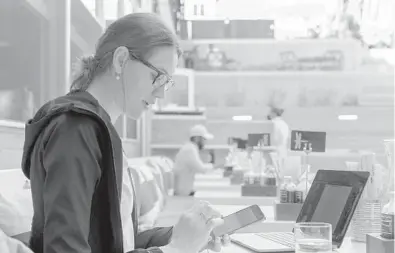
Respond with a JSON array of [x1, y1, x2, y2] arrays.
[[86, 77, 121, 124]]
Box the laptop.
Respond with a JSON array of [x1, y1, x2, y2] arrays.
[[230, 170, 370, 252]]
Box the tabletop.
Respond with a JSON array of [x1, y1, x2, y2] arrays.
[[209, 237, 366, 253], [211, 205, 274, 220], [157, 203, 294, 232], [195, 181, 234, 188], [194, 191, 277, 205], [195, 183, 241, 192]]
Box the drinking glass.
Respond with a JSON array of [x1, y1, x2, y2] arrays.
[[294, 222, 332, 253]]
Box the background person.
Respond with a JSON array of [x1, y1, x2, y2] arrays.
[[267, 106, 290, 159], [173, 125, 214, 196]]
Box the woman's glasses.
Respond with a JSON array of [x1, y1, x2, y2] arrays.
[[129, 51, 175, 91]]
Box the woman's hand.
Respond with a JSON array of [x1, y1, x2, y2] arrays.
[[204, 234, 231, 252], [167, 201, 230, 253]]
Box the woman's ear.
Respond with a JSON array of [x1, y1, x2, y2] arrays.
[[112, 46, 130, 75]]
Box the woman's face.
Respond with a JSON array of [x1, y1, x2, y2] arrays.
[[115, 46, 178, 119]]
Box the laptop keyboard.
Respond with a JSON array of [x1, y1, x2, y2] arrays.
[[257, 232, 295, 248]]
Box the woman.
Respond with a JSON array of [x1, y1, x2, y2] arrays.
[[21, 13, 228, 253]]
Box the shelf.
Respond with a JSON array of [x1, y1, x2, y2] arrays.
[[174, 68, 195, 75], [180, 38, 358, 45], [151, 114, 207, 120], [181, 39, 275, 45], [153, 110, 204, 116], [0, 120, 25, 129], [193, 71, 392, 77], [150, 144, 231, 149]]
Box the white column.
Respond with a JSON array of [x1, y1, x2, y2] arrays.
[[95, 0, 105, 27], [47, 0, 71, 96], [118, 0, 125, 18]]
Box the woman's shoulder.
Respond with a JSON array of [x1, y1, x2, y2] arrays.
[[50, 112, 102, 132], [38, 112, 104, 148]]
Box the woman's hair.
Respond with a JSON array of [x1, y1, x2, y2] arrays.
[[70, 13, 181, 92]]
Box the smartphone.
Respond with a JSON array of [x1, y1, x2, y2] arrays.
[[212, 205, 265, 237]]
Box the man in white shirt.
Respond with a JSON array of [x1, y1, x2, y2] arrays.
[[267, 106, 290, 161], [173, 125, 214, 196]]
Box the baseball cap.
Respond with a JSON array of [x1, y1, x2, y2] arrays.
[[268, 105, 285, 117], [189, 124, 214, 140]]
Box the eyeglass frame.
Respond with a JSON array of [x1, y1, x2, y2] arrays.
[[128, 51, 175, 91]]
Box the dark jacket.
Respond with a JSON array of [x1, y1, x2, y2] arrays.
[[21, 91, 172, 253]]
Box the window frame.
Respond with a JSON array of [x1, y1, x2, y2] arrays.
[[118, 114, 141, 143]]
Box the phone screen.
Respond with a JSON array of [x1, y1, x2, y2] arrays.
[[212, 205, 265, 237]]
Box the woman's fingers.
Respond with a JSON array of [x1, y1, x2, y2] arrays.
[[222, 234, 231, 246], [207, 217, 224, 230]]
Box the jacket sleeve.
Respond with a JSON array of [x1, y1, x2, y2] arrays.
[[126, 227, 173, 253], [41, 114, 102, 253], [135, 227, 173, 249]]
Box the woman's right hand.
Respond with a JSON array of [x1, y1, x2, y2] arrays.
[[166, 201, 224, 253]]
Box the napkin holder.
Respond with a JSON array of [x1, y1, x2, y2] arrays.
[[366, 233, 394, 253], [274, 201, 303, 221]]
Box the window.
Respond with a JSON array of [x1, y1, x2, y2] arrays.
[[0, 3, 42, 124], [113, 115, 140, 141], [114, 115, 124, 137], [156, 68, 195, 109], [126, 117, 138, 140]]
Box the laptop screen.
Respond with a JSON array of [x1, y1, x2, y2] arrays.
[[310, 184, 352, 229], [295, 170, 370, 248]]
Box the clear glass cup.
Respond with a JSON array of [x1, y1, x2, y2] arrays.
[[294, 222, 332, 253]]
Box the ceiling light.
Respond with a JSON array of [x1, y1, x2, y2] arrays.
[[338, 115, 358, 121], [232, 115, 252, 121]]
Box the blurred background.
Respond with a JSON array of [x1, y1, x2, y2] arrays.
[[0, 0, 394, 170]]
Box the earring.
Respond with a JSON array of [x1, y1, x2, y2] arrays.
[[116, 73, 121, 80]]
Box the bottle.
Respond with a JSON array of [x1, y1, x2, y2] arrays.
[[254, 173, 261, 185], [381, 191, 395, 239], [244, 172, 253, 185], [259, 172, 266, 186], [280, 176, 291, 203], [286, 179, 297, 203], [295, 180, 305, 203], [265, 167, 277, 186]]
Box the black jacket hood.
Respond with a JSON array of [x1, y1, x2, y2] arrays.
[[21, 91, 111, 179]]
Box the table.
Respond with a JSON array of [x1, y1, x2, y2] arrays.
[[194, 181, 241, 192], [157, 203, 294, 232], [195, 181, 232, 187], [195, 191, 277, 205], [195, 171, 225, 181], [210, 237, 366, 253], [210, 205, 273, 218]]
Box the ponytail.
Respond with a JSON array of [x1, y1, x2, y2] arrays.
[[70, 55, 98, 92]]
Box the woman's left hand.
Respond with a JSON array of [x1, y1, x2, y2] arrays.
[[202, 234, 231, 252]]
